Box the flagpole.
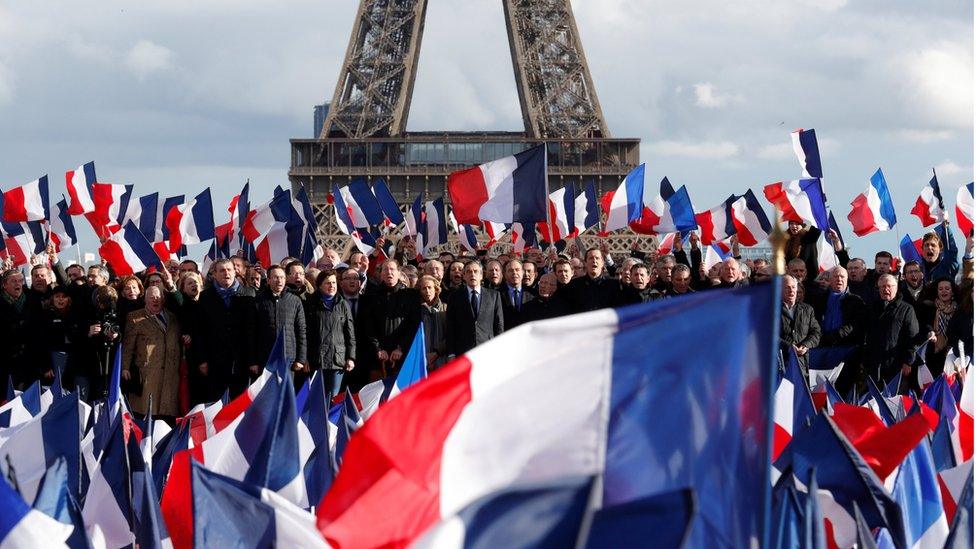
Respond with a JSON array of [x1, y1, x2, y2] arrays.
[[764, 205, 787, 548]]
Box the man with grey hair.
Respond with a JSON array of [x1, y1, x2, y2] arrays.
[[864, 273, 924, 386], [780, 275, 821, 375], [808, 265, 865, 394]]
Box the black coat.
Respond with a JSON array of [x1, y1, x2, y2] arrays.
[[362, 283, 422, 355], [193, 284, 256, 398], [521, 296, 563, 323], [445, 287, 504, 356], [864, 297, 923, 382], [785, 227, 821, 283], [617, 286, 662, 305], [560, 274, 619, 314], [28, 306, 84, 383], [780, 302, 821, 372], [305, 295, 356, 370], [809, 290, 865, 347], [252, 289, 307, 368], [499, 284, 536, 330], [0, 293, 42, 387]]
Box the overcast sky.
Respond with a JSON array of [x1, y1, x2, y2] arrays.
[[0, 0, 972, 258]]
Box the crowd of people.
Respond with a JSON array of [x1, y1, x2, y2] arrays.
[[0, 220, 972, 421]]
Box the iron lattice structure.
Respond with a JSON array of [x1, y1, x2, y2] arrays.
[[293, 0, 642, 258], [321, 0, 428, 138], [503, 0, 609, 139]]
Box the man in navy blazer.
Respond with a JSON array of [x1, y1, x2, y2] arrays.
[[446, 261, 505, 357]]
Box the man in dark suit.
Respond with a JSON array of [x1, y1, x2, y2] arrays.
[[192, 258, 256, 402], [780, 275, 821, 376], [500, 259, 535, 330], [446, 261, 504, 357], [250, 265, 307, 376]]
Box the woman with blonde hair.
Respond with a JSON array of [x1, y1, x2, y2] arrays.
[[417, 274, 447, 369]]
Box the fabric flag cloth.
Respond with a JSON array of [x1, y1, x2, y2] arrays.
[[83, 183, 133, 240], [574, 181, 600, 236], [631, 177, 697, 236], [190, 462, 327, 549], [228, 182, 250, 254], [357, 323, 429, 420], [2, 175, 50, 222], [604, 163, 646, 233], [81, 409, 141, 548], [448, 144, 548, 225], [120, 192, 159, 242], [956, 182, 974, 236], [886, 437, 949, 548], [910, 170, 947, 227], [703, 238, 734, 273], [773, 413, 907, 549], [773, 350, 816, 461], [0, 473, 73, 548], [242, 192, 292, 243], [98, 221, 163, 276], [510, 222, 537, 256], [0, 393, 82, 506], [343, 179, 386, 228], [695, 196, 737, 245], [730, 189, 772, 246], [412, 477, 593, 549], [48, 196, 77, 251], [449, 212, 479, 254], [763, 178, 830, 231], [899, 235, 924, 266], [252, 222, 291, 268], [538, 185, 576, 243], [423, 197, 448, 254], [157, 195, 185, 243], [792, 128, 823, 179], [317, 283, 778, 549], [371, 178, 405, 227], [32, 457, 90, 549], [65, 161, 97, 215], [166, 188, 215, 253], [848, 168, 897, 236], [297, 371, 336, 509], [331, 184, 376, 255]]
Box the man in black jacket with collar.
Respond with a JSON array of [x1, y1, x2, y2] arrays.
[[362, 259, 422, 376], [500, 259, 535, 330], [251, 265, 307, 377], [864, 274, 925, 385], [561, 248, 619, 314], [446, 261, 504, 357], [780, 275, 821, 375], [193, 258, 256, 401]]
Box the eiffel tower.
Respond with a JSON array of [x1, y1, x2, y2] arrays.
[[289, 0, 640, 252]]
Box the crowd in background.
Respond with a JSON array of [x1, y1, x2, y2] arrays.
[[0, 219, 972, 421]]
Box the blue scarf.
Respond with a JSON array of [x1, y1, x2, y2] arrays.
[[824, 290, 845, 332], [215, 280, 241, 307], [321, 294, 336, 311]]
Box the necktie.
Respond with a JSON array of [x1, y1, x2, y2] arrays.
[[470, 290, 479, 317], [514, 289, 521, 311], [156, 313, 167, 330], [350, 298, 358, 318]]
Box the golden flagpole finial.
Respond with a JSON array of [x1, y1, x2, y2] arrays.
[[769, 205, 787, 276]]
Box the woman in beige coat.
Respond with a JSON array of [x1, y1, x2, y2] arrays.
[[122, 285, 182, 418]]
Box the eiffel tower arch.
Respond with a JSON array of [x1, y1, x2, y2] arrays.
[[289, 0, 641, 255]]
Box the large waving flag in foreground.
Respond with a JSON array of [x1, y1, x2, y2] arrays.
[[848, 168, 897, 236], [318, 283, 777, 548], [448, 144, 548, 225]]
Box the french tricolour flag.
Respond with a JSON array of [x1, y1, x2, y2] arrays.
[[910, 170, 947, 227], [956, 182, 974, 236], [48, 196, 77, 251], [343, 180, 386, 228], [166, 188, 215, 252], [99, 221, 163, 276], [695, 195, 736, 245], [538, 185, 575, 243], [848, 168, 897, 237], [762, 178, 829, 230], [253, 222, 291, 268], [1, 473, 73, 548], [604, 163, 646, 233], [791, 128, 823, 179], [423, 197, 448, 254], [120, 192, 160, 243], [2, 175, 50, 222], [83, 183, 133, 239], [630, 177, 697, 235], [447, 144, 548, 225], [65, 161, 97, 215], [729, 189, 772, 246], [318, 284, 777, 549], [331, 185, 375, 255], [450, 211, 479, 254], [574, 181, 599, 236]]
